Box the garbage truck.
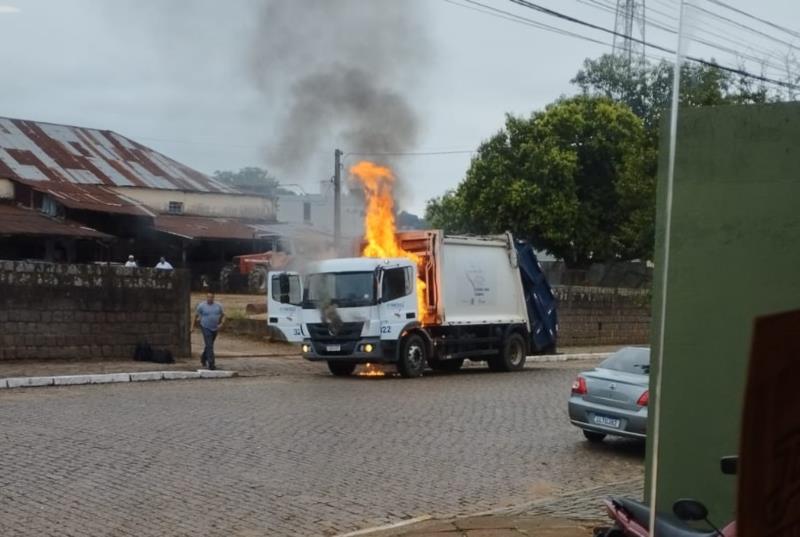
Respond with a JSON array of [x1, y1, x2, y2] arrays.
[[267, 230, 558, 378]]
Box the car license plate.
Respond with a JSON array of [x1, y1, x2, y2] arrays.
[[593, 415, 621, 428], [326, 344, 341, 352]]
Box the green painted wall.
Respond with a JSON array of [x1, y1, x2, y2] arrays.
[[645, 103, 800, 521]]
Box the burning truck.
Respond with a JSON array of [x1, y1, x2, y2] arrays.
[[267, 162, 558, 378]]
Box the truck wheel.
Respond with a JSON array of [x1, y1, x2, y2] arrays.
[[398, 333, 427, 378], [429, 358, 464, 372], [489, 332, 527, 372], [327, 361, 357, 377]]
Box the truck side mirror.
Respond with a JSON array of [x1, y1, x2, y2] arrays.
[[673, 499, 709, 522], [279, 273, 291, 304]]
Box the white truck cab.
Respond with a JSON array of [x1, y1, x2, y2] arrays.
[[268, 257, 420, 376]]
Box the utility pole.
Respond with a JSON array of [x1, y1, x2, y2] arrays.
[[333, 149, 342, 251]]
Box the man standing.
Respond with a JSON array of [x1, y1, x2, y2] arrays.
[[194, 292, 225, 370], [124, 255, 137, 268]]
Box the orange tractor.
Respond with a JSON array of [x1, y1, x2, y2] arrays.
[[219, 250, 292, 294]]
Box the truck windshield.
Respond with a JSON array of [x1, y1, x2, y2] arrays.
[[304, 271, 375, 308]]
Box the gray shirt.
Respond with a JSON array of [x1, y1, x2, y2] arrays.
[[196, 302, 224, 331]]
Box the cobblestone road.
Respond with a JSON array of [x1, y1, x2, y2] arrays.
[[0, 360, 644, 536]]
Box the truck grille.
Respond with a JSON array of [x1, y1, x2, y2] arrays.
[[306, 322, 364, 342]]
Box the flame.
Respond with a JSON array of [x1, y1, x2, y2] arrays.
[[350, 160, 429, 324], [357, 362, 386, 377]]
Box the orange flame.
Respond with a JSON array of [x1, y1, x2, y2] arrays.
[[357, 362, 386, 377], [350, 160, 428, 323]]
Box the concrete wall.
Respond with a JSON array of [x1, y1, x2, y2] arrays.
[[555, 286, 650, 347], [646, 103, 800, 521], [0, 260, 191, 360], [113, 187, 276, 220]]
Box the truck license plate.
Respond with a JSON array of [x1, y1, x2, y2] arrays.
[[593, 415, 621, 428], [326, 344, 341, 352]]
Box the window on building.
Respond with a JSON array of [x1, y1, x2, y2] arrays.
[[168, 201, 184, 214], [303, 202, 311, 223], [41, 196, 63, 218]]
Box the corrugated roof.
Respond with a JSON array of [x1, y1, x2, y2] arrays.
[[0, 117, 235, 193], [17, 180, 154, 216], [154, 215, 279, 241], [0, 203, 112, 239]]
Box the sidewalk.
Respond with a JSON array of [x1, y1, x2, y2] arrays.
[[0, 336, 620, 383], [344, 479, 644, 537]]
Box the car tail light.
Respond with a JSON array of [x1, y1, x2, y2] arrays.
[[637, 390, 649, 406], [571, 376, 587, 395]]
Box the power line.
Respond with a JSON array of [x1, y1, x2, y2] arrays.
[[504, 0, 799, 89], [705, 0, 800, 41], [444, 0, 615, 48]]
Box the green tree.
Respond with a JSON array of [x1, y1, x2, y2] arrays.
[[213, 167, 291, 196], [426, 96, 652, 267], [572, 54, 770, 134]]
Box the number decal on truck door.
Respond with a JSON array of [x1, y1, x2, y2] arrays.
[[381, 326, 392, 334]]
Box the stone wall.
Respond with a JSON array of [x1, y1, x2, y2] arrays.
[[0, 260, 191, 360], [554, 286, 651, 348]]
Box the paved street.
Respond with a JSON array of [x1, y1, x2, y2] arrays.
[[0, 359, 644, 536]]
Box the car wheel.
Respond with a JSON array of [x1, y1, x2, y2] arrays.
[[489, 332, 527, 372], [327, 361, 357, 377], [398, 333, 427, 378], [583, 430, 607, 443]]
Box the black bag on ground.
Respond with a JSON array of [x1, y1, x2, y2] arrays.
[[133, 343, 174, 364], [133, 342, 153, 362]]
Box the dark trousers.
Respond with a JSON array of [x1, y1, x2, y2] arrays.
[[201, 327, 218, 368]]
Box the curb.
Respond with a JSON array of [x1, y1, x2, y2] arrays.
[[334, 516, 432, 537], [333, 478, 643, 537], [528, 352, 610, 363], [1, 369, 236, 390]]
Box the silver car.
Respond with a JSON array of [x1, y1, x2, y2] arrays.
[[568, 347, 650, 442]]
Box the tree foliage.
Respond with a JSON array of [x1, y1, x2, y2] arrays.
[[213, 167, 292, 196], [426, 96, 653, 267], [572, 54, 770, 134], [427, 55, 783, 267]]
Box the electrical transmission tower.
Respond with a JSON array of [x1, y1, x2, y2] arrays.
[[613, 0, 646, 66]]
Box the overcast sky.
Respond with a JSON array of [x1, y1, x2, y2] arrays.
[[1, 0, 797, 214]]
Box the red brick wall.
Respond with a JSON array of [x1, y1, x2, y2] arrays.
[[555, 286, 651, 348]]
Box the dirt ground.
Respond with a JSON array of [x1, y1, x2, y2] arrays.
[[191, 292, 265, 318]]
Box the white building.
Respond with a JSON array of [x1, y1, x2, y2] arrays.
[[276, 180, 365, 241]]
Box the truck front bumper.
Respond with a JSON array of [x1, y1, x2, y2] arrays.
[[302, 338, 396, 363]]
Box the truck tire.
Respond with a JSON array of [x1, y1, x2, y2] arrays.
[[327, 361, 357, 377], [397, 333, 427, 378], [429, 358, 464, 372], [489, 332, 527, 372], [248, 266, 268, 294]]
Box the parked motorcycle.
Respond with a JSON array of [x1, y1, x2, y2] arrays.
[[595, 456, 738, 537]]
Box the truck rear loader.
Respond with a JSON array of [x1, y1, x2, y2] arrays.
[[267, 230, 558, 377]]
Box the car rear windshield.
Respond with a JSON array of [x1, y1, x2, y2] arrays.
[[599, 347, 650, 375]]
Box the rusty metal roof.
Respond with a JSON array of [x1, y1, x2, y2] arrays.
[[154, 215, 279, 241], [0, 117, 235, 193], [0, 203, 112, 239], [15, 180, 154, 216]]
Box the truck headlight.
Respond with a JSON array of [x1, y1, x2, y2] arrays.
[[363, 344, 374, 353], [302, 344, 310, 353]]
